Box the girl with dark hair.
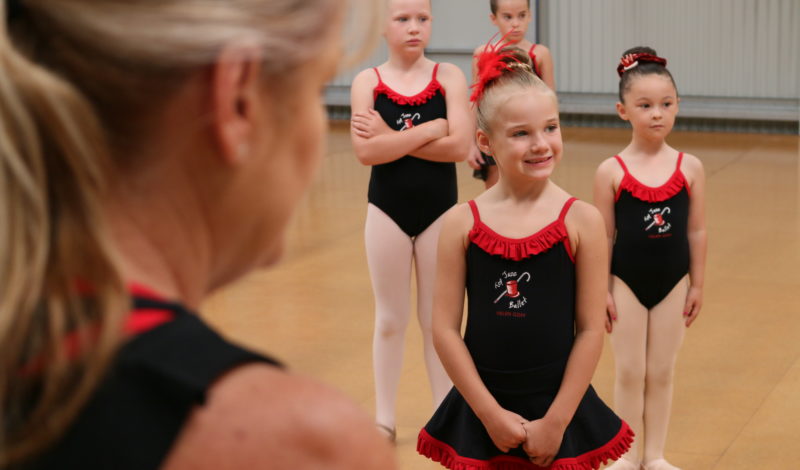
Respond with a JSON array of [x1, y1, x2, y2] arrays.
[[594, 47, 707, 470]]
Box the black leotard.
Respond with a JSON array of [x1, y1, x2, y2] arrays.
[[23, 286, 279, 470], [368, 64, 457, 237], [418, 198, 633, 469], [611, 153, 691, 309]]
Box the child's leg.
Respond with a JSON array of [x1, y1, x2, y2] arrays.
[[642, 276, 689, 468], [413, 213, 452, 408], [609, 275, 649, 465], [365, 204, 413, 430]]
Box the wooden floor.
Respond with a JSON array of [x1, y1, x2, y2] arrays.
[[202, 123, 800, 470]]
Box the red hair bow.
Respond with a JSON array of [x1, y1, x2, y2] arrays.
[[616, 53, 667, 77], [470, 31, 523, 104]]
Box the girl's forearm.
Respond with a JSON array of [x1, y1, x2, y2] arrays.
[[354, 120, 444, 166], [543, 329, 604, 430], [434, 329, 500, 420], [687, 228, 707, 288], [410, 133, 470, 163]]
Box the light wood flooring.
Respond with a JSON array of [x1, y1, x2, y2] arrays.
[[202, 123, 800, 470]]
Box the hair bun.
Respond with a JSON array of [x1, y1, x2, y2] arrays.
[[616, 52, 667, 77]]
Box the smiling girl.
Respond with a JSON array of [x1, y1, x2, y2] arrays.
[[417, 44, 632, 470]]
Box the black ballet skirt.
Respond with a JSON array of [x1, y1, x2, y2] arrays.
[[417, 199, 633, 470]]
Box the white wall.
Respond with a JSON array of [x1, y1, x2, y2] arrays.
[[328, 0, 799, 122]]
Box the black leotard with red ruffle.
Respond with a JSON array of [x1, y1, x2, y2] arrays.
[[418, 198, 634, 470], [368, 64, 457, 237], [611, 153, 691, 309]]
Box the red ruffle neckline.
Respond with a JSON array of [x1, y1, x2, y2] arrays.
[[469, 220, 568, 262], [417, 422, 635, 470], [617, 170, 687, 203], [374, 78, 443, 106]]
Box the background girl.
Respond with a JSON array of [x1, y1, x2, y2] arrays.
[[350, 0, 472, 442], [417, 45, 632, 469], [593, 47, 707, 470], [469, 0, 555, 188]]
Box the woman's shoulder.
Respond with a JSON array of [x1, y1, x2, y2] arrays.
[[162, 364, 396, 470]]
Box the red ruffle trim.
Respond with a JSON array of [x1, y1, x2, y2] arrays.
[[617, 171, 687, 203], [374, 79, 444, 106], [417, 421, 635, 470], [469, 221, 567, 261]]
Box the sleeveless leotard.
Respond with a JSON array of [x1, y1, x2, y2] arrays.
[[611, 153, 691, 309], [24, 286, 280, 470], [418, 199, 633, 470], [368, 64, 457, 237]]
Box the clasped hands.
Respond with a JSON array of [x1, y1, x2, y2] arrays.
[[483, 408, 563, 468]]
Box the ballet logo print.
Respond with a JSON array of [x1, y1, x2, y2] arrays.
[[493, 271, 531, 317], [397, 112, 421, 131], [644, 207, 672, 237]]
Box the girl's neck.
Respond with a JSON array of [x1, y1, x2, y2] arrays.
[[625, 134, 671, 157], [494, 176, 551, 204], [386, 50, 428, 71]]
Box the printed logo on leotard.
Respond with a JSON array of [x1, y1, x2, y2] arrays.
[[493, 271, 531, 317], [397, 112, 421, 131], [644, 207, 672, 238]]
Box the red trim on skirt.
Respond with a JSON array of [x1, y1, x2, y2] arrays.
[[417, 421, 634, 470]]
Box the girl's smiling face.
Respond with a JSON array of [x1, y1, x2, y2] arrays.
[[479, 87, 562, 181]]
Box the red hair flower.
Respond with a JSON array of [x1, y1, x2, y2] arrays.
[[617, 53, 667, 77], [470, 31, 524, 104]]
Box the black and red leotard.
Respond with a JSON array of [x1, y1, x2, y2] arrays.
[[418, 198, 633, 470], [611, 153, 691, 309], [368, 63, 457, 237]]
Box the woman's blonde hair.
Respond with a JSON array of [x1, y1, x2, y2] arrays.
[[0, 0, 378, 464]]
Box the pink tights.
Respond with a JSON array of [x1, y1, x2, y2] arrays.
[[607, 275, 688, 469], [365, 204, 452, 430]]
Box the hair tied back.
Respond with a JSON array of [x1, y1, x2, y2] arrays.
[[617, 53, 667, 77], [470, 31, 525, 104]]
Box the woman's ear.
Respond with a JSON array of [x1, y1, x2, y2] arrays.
[[615, 101, 628, 121], [476, 129, 492, 156], [211, 41, 264, 166]]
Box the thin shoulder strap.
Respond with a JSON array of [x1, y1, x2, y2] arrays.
[[558, 197, 578, 222], [467, 200, 481, 224], [613, 155, 630, 174], [432, 63, 440, 80], [676, 152, 684, 170], [528, 44, 536, 56], [373, 67, 383, 83]]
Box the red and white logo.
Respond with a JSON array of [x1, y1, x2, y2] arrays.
[[644, 207, 672, 234]]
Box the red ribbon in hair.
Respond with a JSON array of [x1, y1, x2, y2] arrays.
[[470, 31, 524, 104], [616, 53, 667, 77]]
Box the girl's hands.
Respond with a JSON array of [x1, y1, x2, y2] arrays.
[[605, 291, 618, 333], [466, 144, 485, 170], [481, 408, 528, 453], [684, 286, 703, 327], [522, 417, 564, 468], [351, 108, 392, 139]]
